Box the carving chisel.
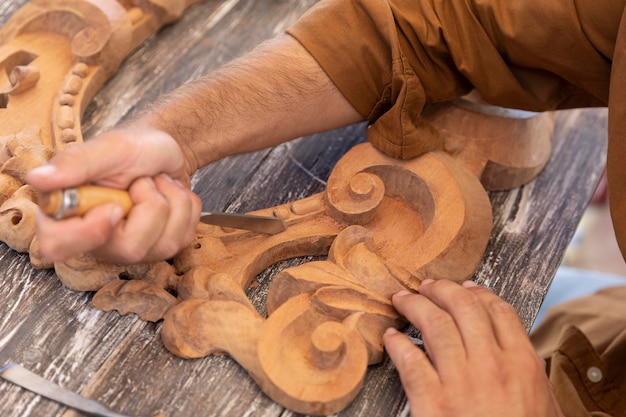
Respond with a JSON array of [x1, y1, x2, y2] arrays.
[[0, 362, 134, 417], [37, 185, 286, 235]]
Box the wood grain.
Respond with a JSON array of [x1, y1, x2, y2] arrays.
[[0, 0, 608, 416], [476, 108, 608, 329]]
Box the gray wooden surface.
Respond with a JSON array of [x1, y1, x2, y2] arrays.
[[0, 1, 608, 416]]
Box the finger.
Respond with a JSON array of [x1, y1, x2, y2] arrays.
[[26, 127, 186, 192], [391, 291, 466, 375], [144, 175, 201, 259], [383, 327, 440, 402], [462, 281, 533, 351], [418, 280, 499, 354], [26, 137, 131, 191], [95, 177, 170, 263], [35, 203, 124, 262]]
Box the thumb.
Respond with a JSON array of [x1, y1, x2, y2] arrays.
[[26, 148, 91, 192], [26, 134, 132, 191]]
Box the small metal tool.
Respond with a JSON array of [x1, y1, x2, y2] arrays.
[[38, 186, 287, 234], [0, 362, 133, 417], [199, 211, 286, 234]]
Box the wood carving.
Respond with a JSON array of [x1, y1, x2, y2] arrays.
[[0, 1, 555, 415]]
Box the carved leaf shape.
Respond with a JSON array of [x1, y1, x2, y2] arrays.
[[1, 140, 53, 182], [93, 280, 179, 322], [54, 253, 124, 292]]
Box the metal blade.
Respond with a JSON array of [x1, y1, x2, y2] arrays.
[[0, 363, 133, 417], [200, 212, 286, 234]]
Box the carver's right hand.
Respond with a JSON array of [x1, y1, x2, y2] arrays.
[[26, 125, 202, 265]]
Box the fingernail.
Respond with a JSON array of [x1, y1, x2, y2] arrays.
[[28, 164, 57, 178], [384, 327, 398, 336], [394, 290, 412, 297], [110, 205, 125, 225], [462, 280, 478, 288], [420, 279, 435, 286]]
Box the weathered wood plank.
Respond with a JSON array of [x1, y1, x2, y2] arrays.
[[0, 1, 25, 23]]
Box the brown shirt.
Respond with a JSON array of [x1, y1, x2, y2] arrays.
[[531, 287, 626, 417], [287, 0, 626, 255], [287, 0, 626, 415]]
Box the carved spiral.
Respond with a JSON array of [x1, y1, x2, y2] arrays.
[[325, 170, 385, 224], [258, 294, 369, 415]]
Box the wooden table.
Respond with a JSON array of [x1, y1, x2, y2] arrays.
[[0, 1, 609, 416]]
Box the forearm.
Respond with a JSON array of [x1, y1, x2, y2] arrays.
[[137, 34, 364, 177]]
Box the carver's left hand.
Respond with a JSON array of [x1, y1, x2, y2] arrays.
[[383, 279, 564, 417]]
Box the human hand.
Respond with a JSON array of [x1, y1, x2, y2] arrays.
[[26, 126, 202, 264], [383, 279, 564, 417]]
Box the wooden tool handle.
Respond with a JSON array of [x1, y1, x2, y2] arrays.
[[38, 185, 133, 219]]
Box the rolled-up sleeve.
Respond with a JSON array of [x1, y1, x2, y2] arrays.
[[287, 0, 614, 159]]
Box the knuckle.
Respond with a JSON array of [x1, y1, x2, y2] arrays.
[[152, 194, 171, 214], [37, 239, 62, 262], [487, 298, 517, 317], [89, 226, 112, 247], [117, 241, 150, 265], [182, 229, 197, 247], [450, 289, 481, 309], [423, 309, 455, 329], [399, 348, 429, 372], [190, 190, 201, 205], [156, 240, 182, 260]]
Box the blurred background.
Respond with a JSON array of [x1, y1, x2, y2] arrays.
[[562, 171, 626, 277], [532, 170, 626, 328]]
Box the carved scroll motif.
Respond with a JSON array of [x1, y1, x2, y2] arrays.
[[0, 1, 555, 415]]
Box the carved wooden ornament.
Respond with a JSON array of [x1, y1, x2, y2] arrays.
[[0, 1, 554, 415]]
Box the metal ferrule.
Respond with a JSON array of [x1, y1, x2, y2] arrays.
[[55, 188, 79, 220]]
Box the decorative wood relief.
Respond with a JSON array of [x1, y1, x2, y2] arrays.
[[0, 1, 555, 415]]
